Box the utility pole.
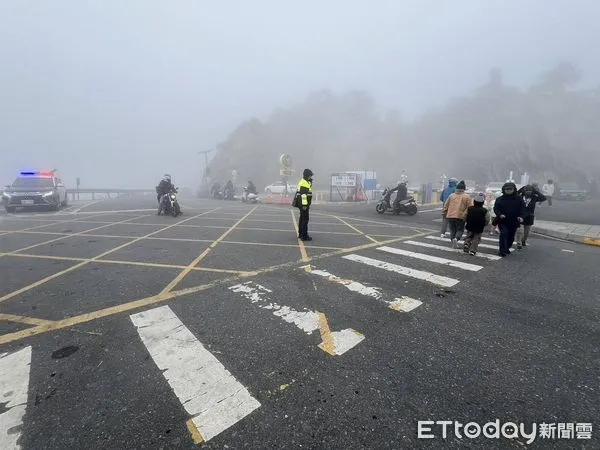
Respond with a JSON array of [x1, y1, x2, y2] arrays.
[[198, 149, 213, 197], [198, 149, 213, 181]]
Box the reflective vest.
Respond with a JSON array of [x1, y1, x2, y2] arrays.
[[296, 178, 312, 206]]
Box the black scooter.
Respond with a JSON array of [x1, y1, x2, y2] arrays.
[[376, 188, 417, 215]]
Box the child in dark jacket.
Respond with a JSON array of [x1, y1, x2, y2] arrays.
[[463, 193, 490, 255]]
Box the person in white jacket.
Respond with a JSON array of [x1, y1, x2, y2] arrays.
[[541, 180, 555, 206]]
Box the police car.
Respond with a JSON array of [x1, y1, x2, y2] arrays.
[[2, 171, 68, 212]]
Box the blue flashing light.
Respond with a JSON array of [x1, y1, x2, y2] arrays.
[[20, 171, 38, 176]]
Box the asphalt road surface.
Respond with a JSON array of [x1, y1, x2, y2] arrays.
[[1, 195, 599, 449]]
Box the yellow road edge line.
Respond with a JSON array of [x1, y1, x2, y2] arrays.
[[186, 418, 205, 445], [316, 311, 335, 355], [0, 313, 55, 327], [290, 209, 309, 263], [159, 206, 258, 294], [0, 209, 221, 304], [333, 215, 379, 243], [583, 237, 600, 246], [0, 231, 431, 344]]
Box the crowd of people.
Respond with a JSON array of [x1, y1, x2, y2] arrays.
[[441, 179, 548, 257]]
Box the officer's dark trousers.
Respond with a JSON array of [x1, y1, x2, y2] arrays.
[[298, 207, 310, 238]]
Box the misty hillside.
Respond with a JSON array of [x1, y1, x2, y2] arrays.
[[207, 62, 600, 190]]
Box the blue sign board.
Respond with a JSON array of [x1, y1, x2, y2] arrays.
[[363, 179, 377, 190]]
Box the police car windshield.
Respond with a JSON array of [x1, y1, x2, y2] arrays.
[[12, 177, 54, 188]]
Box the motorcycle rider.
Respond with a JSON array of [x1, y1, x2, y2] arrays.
[[384, 180, 408, 209], [243, 179, 257, 201], [224, 180, 234, 199], [394, 180, 408, 208], [156, 174, 175, 214]]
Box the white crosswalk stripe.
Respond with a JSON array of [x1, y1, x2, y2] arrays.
[[376, 246, 483, 271], [401, 240, 502, 260], [425, 235, 498, 249], [301, 232, 510, 317], [342, 254, 460, 287]]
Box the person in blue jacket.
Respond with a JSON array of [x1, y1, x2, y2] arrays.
[[440, 178, 458, 236]]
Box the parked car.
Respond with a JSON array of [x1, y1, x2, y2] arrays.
[[2, 170, 68, 212], [264, 181, 293, 195], [556, 182, 587, 200]]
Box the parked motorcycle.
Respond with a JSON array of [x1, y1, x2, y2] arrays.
[[158, 188, 182, 217], [223, 187, 235, 200], [375, 188, 417, 215], [241, 187, 258, 204]]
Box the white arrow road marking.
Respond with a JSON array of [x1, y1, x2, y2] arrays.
[[342, 254, 459, 287], [388, 296, 423, 312], [130, 306, 260, 444], [229, 281, 364, 355], [305, 266, 422, 313], [0, 346, 32, 450], [305, 267, 383, 299]]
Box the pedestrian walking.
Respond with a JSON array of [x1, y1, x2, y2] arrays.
[[541, 179, 554, 206], [492, 182, 525, 257], [439, 178, 457, 237], [515, 184, 546, 248], [293, 168, 313, 241], [463, 193, 490, 255], [442, 180, 472, 248]]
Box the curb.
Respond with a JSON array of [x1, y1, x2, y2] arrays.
[[532, 227, 600, 247]]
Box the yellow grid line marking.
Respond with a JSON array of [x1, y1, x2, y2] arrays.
[[290, 209, 309, 262], [186, 418, 204, 445], [0, 313, 55, 327], [159, 206, 258, 294], [332, 215, 379, 243], [0, 208, 221, 304], [5, 214, 150, 255], [0, 211, 122, 234], [0, 231, 431, 345], [316, 312, 335, 355], [0, 252, 251, 275], [0, 232, 344, 249]]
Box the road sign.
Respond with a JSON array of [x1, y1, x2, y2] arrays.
[[279, 154, 292, 168], [280, 168, 294, 177], [331, 173, 357, 187], [363, 179, 377, 190]]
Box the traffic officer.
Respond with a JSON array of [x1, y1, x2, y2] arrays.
[[294, 168, 313, 241]]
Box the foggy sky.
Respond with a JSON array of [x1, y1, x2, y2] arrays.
[[1, 0, 599, 189]]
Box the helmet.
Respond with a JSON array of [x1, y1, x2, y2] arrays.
[[163, 174, 171, 182], [449, 177, 458, 183], [303, 168, 313, 179]]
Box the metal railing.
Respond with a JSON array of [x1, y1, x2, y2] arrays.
[[66, 188, 155, 201]]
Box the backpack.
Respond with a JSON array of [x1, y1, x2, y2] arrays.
[[291, 190, 300, 208]]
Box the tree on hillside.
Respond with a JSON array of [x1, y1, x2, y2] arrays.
[[206, 62, 599, 192]]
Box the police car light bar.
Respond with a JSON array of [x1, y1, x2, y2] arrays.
[[20, 170, 55, 177]]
